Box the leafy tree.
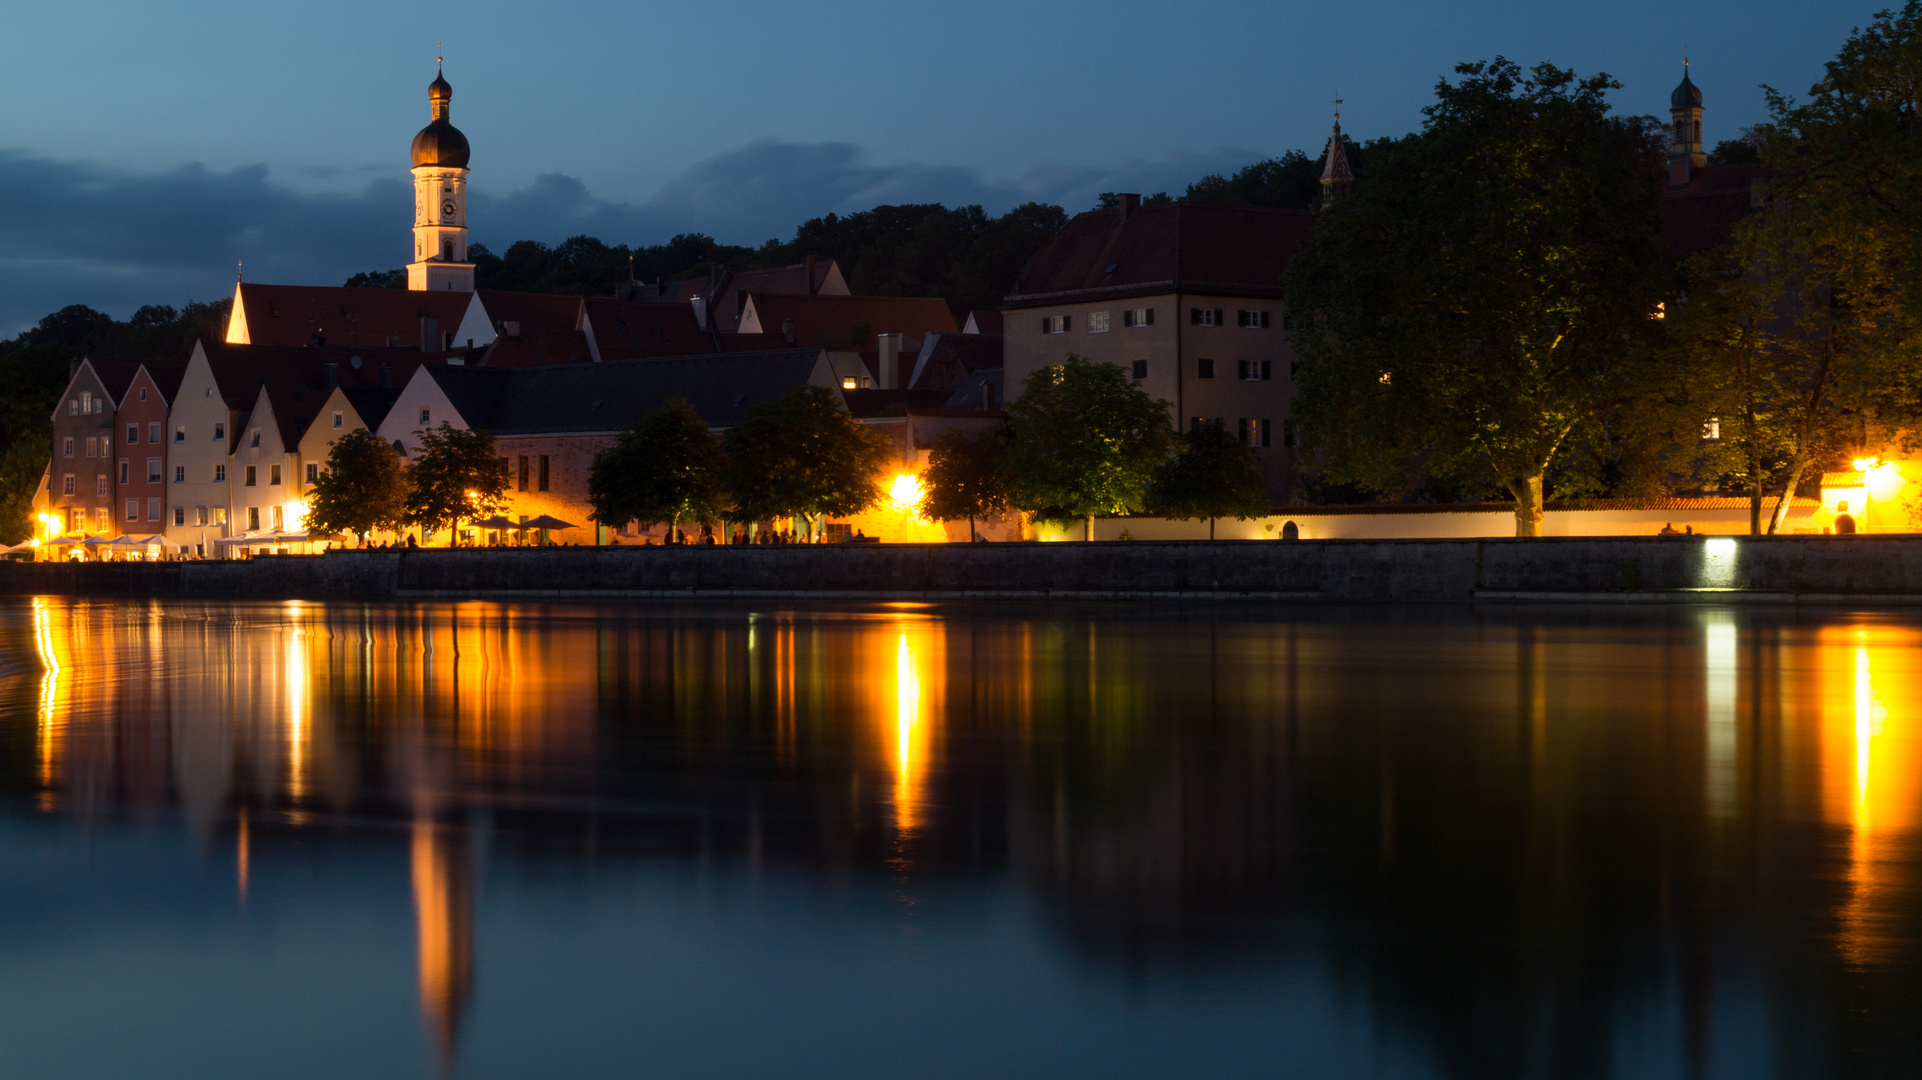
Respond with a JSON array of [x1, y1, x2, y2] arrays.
[[402, 422, 510, 545], [920, 428, 1011, 540], [304, 428, 411, 543], [1285, 58, 1670, 536], [1005, 354, 1175, 540], [343, 269, 406, 289], [587, 398, 727, 539], [1149, 420, 1269, 539], [1093, 192, 1171, 210], [721, 385, 893, 538], [1185, 138, 1396, 209], [0, 343, 76, 542]]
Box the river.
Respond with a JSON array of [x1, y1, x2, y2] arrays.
[[0, 597, 1917, 1078]]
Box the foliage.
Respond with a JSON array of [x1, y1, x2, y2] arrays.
[[919, 427, 1011, 537], [721, 386, 894, 528], [343, 269, 407, 289], [1093, 192, 1172, 210], [587, 398, 727, 533], [1004, 354, 1175, 538], [402, 422, 510, 544], [0, 300, 232, 363], [1284, 58, 1671, 536], [1148, 420, 1269, 538], [304, 429, 411, 542], [0, 344, 77, 543], [1185, 138, 1397, 209]]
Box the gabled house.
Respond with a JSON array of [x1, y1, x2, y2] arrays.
[[121, 361, 187, 539], [44, 358, 143, 548]]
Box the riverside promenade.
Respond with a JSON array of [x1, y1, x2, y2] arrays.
[[3, 536, 1921, 603]]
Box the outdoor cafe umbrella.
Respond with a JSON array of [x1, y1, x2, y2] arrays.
[[471, 515, 518, 530], [521, 515, 576, 530]]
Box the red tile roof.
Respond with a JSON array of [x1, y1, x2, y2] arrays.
[[231, 284, 474, 349], [197, 340, 449, 443], [733, 293, 957, 350], [481, 328, 596, 368], [1006, 202, 1316, 308], [1660, 162, 1768, 257], [643, 261, 848, 331], [579, 298, 718, 360], [475, 290, 583, 334], [135, 360, 189, 404], [81, 358, 145, 404]]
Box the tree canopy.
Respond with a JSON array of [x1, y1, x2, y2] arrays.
[[1005, 354, 1175, 539], [1285, 58, 1671, 535], [402, 423, 511, 544], [304, 428, 410, 542], [587, 398, 727, 535], [1149, 420, 1270, 538], [721, 385, 894, 533], [919, 428, 1011, 539]]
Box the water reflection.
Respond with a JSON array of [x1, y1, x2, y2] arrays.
[[1, 599, 1920, 1078]]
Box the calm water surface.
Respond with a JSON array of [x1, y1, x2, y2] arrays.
[[1, 597, 1919, 1079]]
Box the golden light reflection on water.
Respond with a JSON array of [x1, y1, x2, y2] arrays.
[[31, 597, 62, 795], [411, 816, 473, 1065], [1819, 627, 1918, 967], [895, 632, 924, 832]]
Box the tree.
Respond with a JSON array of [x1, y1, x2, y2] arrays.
[[721, 385, 894, 537], [920, 428, 1011, 540], [1285, 58, 1671, 536], [0, 344, 76, 543], [1148, 420, 1269, 539], [587, 398, 726, 539], [1005, 354, 1175, 540], [304, 428, 410, 543], [402, 422, 510, 545]]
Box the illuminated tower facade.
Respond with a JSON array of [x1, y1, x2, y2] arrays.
[[408, 62, 475, 292], [1669, 61, 1706, 188]]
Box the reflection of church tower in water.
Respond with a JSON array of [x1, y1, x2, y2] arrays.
[[408, 60, 476, 292], [412, 817, 475, 1066]]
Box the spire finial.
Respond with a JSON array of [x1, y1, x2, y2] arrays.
[[237, 261, 243, 283]]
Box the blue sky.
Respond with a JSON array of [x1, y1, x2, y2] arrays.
[[0, 0, 1872, 332]]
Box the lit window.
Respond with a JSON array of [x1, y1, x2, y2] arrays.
[[196, 507, 209, 526], [1088, 311, 1111, 333], [1190, 308, 1221, 327], [1239, 418, 1271, 448], [842, 377, 858, 389], [62, 474, 75, 495], [247, 507, 260, 531], [1703, 417, 1721, 440], [85, 437, 97, 458], [97, 475, 108, 497], [96, 509, 109, 531], [271, 505, 283, 530], [1123, 308, 1154, 328]]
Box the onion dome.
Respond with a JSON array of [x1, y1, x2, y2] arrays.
[[1671, 67, 1703, 111], [411, 62, 470, 168]]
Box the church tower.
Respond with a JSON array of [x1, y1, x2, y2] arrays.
[[407, 61, 475, 292], [1319, 107, 1354, 210], [1668, 61, 1706, 188]]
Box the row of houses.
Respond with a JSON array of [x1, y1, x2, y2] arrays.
[[26, 61, 1831, 558]]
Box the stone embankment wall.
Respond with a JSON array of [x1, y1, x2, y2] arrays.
[[2, 537, 1918, 603]]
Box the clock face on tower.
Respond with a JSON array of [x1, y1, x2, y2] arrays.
[[442, 200, 457, 216]]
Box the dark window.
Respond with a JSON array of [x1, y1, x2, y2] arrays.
[[127, 425, 139, 444], [1236, 360, 1272, 381], [269, 465, 280, 486], [538, 455, 550, 492], [245, 466, 256, 487], [1197, 358, 1214, 379], [306, 463, 318, 484], [1131, 360, 1147, 380], [118, 460, 129, 484], [1236, 310, 1271, 329], [518, 456, 529, 492]]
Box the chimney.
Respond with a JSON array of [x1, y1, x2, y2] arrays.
[[877, 333, 902, 391], [322, 362, 338, 391], [1117, 193, 1140, 224], [378, 362, 393, 389], [420, 316, 438, 353], [806, 254, 817, 295]]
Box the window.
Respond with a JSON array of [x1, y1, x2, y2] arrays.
[[332, 411, 343, 429], [138, 386, 148, 401], [125, 499, 139, 522], [1042, 315, 1070, 334], [271, 506, 283, 530], [1087, 311, 1111, 333], [174, 465, 185, 483], [1197, 358, 1214, 379], [1131, 360, 1148, 380], [1236, 310, 1272, 329], [247, 507, 260, 531], [538, 455, 550, 492], [81, 392, 92, 413], [1283, 419, 1298, 448], [244, 465, 256, 487], [118, 460, 130, 484], [97, 475, 108, 497], [1191, 308, 1223, 327], [149, 422, 160, 443], [1703, 417, 1721, 441], [62, 474, 74, 496], [518, 456, 529, 492], [306, 463, 318, 484], [173, 507, 185, 527], [68, 399, 78, 416], [174, 425, 185, 443], [213, 422, 225, 441], [196, 507, 209, 526], [96, 509, 109, 532], [214, 464, 226, 482], [68, 508, 81, 532], [86, 437, 97, 458], [420, 408, 431, 424], [62, 437, 74, 458], [1237, 360, 1273, 381], [214, 507, 226, 525], [269, 465, 280, 486], [1123, 308, 1154, 328], [249, 429, 260, 448], [147, 498, 160, 521], [147, 458, 161, 483], [1238, 418, 1272, 448], [127, 424, 139, 444]]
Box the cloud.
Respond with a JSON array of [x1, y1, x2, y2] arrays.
[[0, 140, 1270, 335]]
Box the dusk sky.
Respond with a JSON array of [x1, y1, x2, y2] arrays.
[[0, 0, 1872, 332]]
